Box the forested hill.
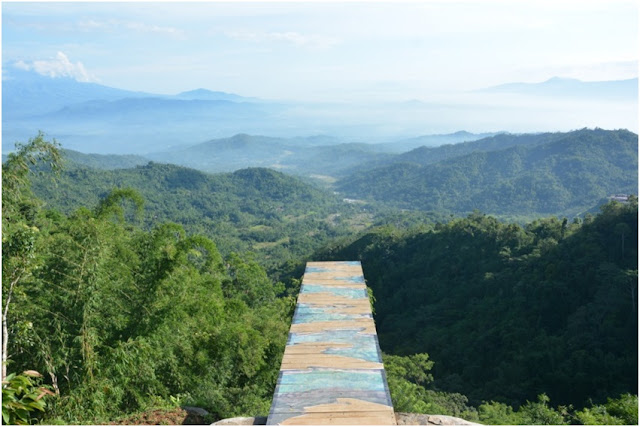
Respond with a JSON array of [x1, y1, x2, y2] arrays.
[[392, 132, 568, 166], [316, 199, 638, 410], [145, 133, 394, 176], [337, 128, 638, 217], [29, 160, 371, 269], [4, 134, 638, 425], [2, 136, 294, 424], [354, 131, 562, 173], [60, 148, 150, 169]]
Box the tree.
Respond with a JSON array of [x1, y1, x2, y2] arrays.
[[2, 132, 61, 381], [478, 401, 521, 425], [222, 252, 283, 307], [519, 394, 566, 425], [94, 187, 144, 224], [613, 222, 631, 259]]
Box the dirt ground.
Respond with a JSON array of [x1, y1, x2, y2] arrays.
[[110, 408, 209, 425]]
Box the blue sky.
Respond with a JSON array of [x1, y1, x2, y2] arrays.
[[2, 0, 638, 102]]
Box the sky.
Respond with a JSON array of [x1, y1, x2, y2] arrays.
[[2, 0, 638, 102]]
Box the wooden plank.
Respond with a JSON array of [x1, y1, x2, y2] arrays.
[[302, 279, 367, 287], [267, 261, 395, 425], [300, 284, 368, 297], [280, 354, 383, 370], [301, 397, 394, 413], [272, 398, 396, 425], [283, 343, 378, 359], [280, 413, 396, 425], [290, 318, 376, 334], [305, 262, 363, 273], [282, 342, 353, 354], [271, 400, 396, 425], [297, 293, 370, 306], [275, 370, 388, 391], [270, 413, 396, 425]]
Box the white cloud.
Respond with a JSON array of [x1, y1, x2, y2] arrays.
[[226, 31, 340, 49], [77, 19, 111, 31], [124, 22, 185, 37], [13, 60, 32, 71], [16, 52, 96, 82], [76, 19, 185, 38]]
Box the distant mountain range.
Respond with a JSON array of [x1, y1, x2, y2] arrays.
[[3, 66, 637, 154], [5, 129, 498, 179], [144, 132, 496, 177], [337, 128, 638, 217], [2, 68, 152, 119], [2, 68, 283, 153], [2, 68, 255, 119], [11, 125, 637, 219], [174, 88, 257, 102], [19, 127, 637, 220], [481, 77, 638, 100]]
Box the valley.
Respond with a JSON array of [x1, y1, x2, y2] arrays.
[[3, 2, 638, 424], [41, 128, 638, 222], [3, 65, 638, 427], [5, 130, 637, 425]]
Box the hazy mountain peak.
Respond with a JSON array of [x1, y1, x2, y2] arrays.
[[178, 88, 214, 95], [230, 133, 254, 142], [544, 76, 580, 83], [175, 88, 252, 102], [2, 67, 152, 118], [451, 130, 474, 137], [481, 76, 638, 100]]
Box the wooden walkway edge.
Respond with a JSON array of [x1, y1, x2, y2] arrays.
[[267, 261, 396, 425]]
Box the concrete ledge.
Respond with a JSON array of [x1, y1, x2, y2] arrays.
[[396, 413, 481, 425], [212, 413, 481, 425], [212, 416, 268, 425]]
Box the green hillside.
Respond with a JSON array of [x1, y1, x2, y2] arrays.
[[3, 135, 292, 424], [372, 131, 502, 153], [29, 158, 376, 270], [146, 133, 392, 177], [4, 133, 637, 425], [338, 129, 638, 217], [392, 132, 564, 166], [315, 200, 638, 410], [352, 131, 556, 174], [61, 149, 150, 169]]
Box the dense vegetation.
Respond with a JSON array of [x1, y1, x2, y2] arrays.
[[3, 134, 292, 423], [338, 129, 638, 218], [316, 198, 638, 412], [145, 133, 395, 177], [383, 353, 637, 425], [59, 149, 150, 170], [365, 131, 573, 168], [29, 158, 377, 272], [3, 133, 637, 425]]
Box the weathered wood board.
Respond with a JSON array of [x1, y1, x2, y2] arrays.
[[267, 261, 396, 425]]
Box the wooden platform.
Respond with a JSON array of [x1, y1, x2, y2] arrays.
[[267, 261, 396, 425]]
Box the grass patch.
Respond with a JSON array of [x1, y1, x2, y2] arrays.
[[253, 236, 290, 249]]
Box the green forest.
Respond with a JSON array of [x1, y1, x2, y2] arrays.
[[2, 133, 637, 425], [316, 203, 637, 409], [338, 129, 638, 218], [28, 157, 376, 273]]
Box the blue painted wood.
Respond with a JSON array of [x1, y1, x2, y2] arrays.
[[287, 330, 381, 362], [267, 261, 395, 425], [300, 284, 368, 299], [293, 305, 372, 323]]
